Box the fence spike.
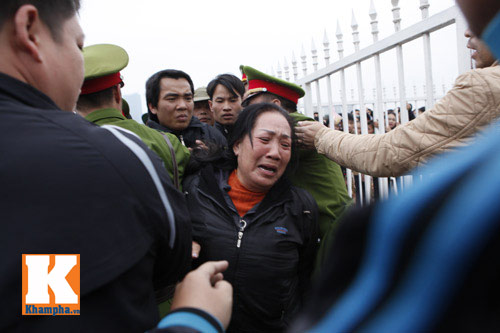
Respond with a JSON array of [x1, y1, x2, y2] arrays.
[[311, 38, 318, 71], [301, 45, 307, 76], [336, 20, 344, 57], [392, 0, 401, 32], [420, 0, 430, 19], [323, 29, 330, 65], [351, 10, 360, 51], [336, 19, 343, 38], [369, 0, 377, 20], [284, 57, 290, 81], [323, 29, 329, 45], [292, 51, 298, 81], [370, 0, 379, 42], [351, 9, 358, 30]]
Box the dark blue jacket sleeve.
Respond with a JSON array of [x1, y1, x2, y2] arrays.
[[150, 308, 224, 333]]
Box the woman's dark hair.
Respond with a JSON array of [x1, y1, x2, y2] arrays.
[[187, 103, 297, 174]]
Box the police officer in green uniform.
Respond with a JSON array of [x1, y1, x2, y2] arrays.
[[77, 44, 190, 188], [241, 65, 352, 270]]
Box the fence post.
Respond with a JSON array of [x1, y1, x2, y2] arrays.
[[370, 0, 389, 199], [324, 29, 335, 128], [420, 0, 435, 110], [351, 10, 371, 205], [336, 20, 353, 199], [392, 0, 409, 124], [311, 38, 323, 116]]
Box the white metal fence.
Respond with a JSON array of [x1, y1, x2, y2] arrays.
[[274, 0, 470, 205]]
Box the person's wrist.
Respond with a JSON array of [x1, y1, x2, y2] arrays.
[[314, 126, 329, 148]]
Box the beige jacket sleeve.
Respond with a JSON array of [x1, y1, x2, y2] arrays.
[[314, 65, 500, 177]]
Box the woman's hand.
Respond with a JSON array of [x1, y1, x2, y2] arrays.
[[295, 121, 326, 149]]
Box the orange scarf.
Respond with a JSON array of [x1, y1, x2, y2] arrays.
[[228, 170, 267, 217]]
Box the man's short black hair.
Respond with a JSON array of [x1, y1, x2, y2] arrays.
[[145, 69, 194, 123], [0, 0, 80, 41], [206, 74, 245, 100], [76, 87, 114, 112]]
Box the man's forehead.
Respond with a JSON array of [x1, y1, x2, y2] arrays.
[[214, 84, 241, 97], [159, 77, 191, 91]]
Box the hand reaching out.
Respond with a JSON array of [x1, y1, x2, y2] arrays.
[[295, 121, 327, 149], [171, 261, 233, 329]]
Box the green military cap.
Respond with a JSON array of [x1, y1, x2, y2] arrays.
[[239, 65, 247, 83], [241, 65, 305, 105], [193, 87, 210, 102], [81, 44, 129, 95]]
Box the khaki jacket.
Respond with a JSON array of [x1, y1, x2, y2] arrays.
[[315, 65, 500, 177]]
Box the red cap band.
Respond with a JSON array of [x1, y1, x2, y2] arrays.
[[247, 79, 300, 104], [81, 72, 122, 95], [241, 73, 247, 82]]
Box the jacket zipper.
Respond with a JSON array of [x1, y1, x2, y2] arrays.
[[236, 219, 247, 248], [179, 134, 185, 146]]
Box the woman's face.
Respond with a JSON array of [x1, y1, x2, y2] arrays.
[[233, 111, 292, 192], [388, 113, 397, 129]]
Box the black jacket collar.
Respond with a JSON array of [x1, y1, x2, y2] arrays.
[[147, 116, 204, 135], [215, 122, 233, 138], [199, 164, 293, 217], [0, 72, 59, 110]]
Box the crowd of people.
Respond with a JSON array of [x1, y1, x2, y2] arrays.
[[1, 0, 499, 332]]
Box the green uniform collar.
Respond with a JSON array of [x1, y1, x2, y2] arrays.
[[84, 108, 126, 123]]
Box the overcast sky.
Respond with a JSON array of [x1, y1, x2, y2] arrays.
[[79, 0, 459, 115]]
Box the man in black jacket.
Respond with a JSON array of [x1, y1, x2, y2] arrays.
[[146, 69, 227, 148], [0, 1, 191, 331]]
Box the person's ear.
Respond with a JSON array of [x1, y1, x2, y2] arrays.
[[233, 140, 241, 156], [13, 5, 44, 63], [148, 103, 158, 114], [208, 100, 213, 111], [113, 85, 122, 104], [271, 98, 282, 107]]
